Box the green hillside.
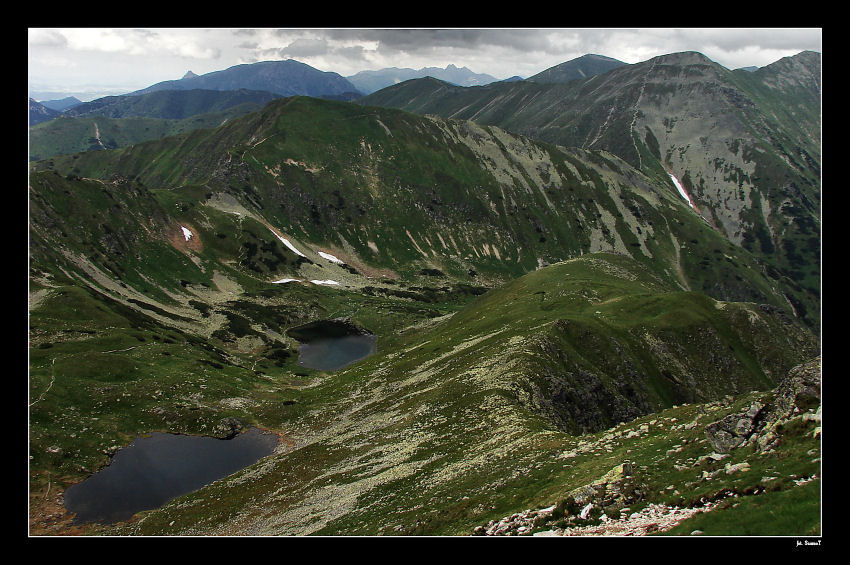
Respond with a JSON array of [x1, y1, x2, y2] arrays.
[[29, 243, 819, 535], [31, 96, 795, 311], [28, 91, 820, 537], [359, 51, 822, 329], [29, 89, 282, 161]]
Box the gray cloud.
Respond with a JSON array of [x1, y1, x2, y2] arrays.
[[334, 45, 370, 62], [28, 28, 69, 48], [280, 38, 330, 58], [677, 28, 821, 51], [228, 28, 821, 75], [323, 28, 554, 54]]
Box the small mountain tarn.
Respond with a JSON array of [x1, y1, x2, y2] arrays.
[[286, 319, 377, 371], [63, 428, 279, 525]]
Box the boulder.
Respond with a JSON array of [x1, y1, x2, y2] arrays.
[[770, 357, 822, 417], [214, 417, 244, 439], [704, 401, 766, 453]]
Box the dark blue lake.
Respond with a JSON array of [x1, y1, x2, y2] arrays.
[[286, 319, 377, 371], [297, 334, 378, 371], [63, 427, 278, 524]]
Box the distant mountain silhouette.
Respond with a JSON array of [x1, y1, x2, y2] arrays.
[[130, 59, 362, 99], [347, 64, 500, 94]]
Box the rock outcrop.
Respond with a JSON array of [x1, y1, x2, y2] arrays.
[[705, 356, 821, 454]]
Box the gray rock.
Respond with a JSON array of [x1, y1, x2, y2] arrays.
[[704, 357, 820, 454], [214, 417, 244, 439]]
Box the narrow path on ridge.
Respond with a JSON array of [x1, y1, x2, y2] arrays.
[[92, 122, 106, 150]]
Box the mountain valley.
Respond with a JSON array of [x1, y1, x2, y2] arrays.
[[28, 49, 821, 537]]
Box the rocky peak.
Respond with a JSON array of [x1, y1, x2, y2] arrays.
[[650, 51, 718, 67]]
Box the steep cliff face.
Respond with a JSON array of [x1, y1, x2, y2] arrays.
[[474, 356, 821, 537], [705, 356, 821, 454], [517, 301, 818, 435]]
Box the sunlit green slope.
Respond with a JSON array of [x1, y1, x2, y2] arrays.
[[94, 253, 817, 536], [29, 94, 819, 536]]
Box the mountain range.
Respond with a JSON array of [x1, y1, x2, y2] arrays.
[[28, 49, 821, 537], [39, 96, 83, 111], [358, 51, 822, 329], [346, 63, 501, 94]]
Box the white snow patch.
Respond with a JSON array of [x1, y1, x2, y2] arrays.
[[310, 279, 340, 286], [272, 278, 301, 284], [180, 226, 193, 241], [318, 251, 344, 264], [275, 234, 306, 257], [668, 173, 695, 209]]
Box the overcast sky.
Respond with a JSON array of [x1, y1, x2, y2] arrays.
[[28, 28, 822, 101]]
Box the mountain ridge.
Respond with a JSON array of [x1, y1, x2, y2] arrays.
[[357, 50, 821, 328], [61, 88, 283, 120], [526, 53, 627, 84], [28, 89, 286, 161], [31, 95, 805, 335], [129, 59, 362, 100], [38, 96, 83, 112]]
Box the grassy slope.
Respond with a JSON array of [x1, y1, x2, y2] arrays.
[[29, 211, 819, 536], [29, 97, 819, 536], [358, 54, 822, 329], [50, 253, 813, 536], [31, 97, 794, 313]]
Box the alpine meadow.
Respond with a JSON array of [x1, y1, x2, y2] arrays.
[[28, 32, 821, 538]]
